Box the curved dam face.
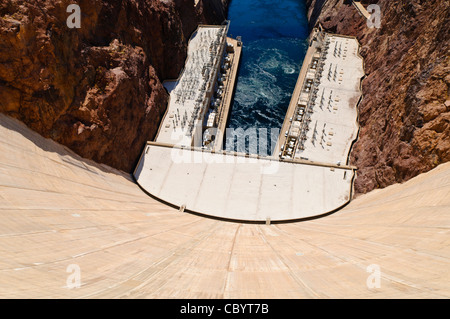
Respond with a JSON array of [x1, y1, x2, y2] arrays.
[[1, 114, 449, 298]]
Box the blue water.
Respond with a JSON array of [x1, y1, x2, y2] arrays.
[[225, 0, 309, 155]]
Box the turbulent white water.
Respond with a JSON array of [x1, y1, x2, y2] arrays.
[[225, 0, 309, 155]]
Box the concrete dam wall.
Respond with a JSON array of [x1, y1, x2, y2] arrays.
[[0, 114, 449, 298]]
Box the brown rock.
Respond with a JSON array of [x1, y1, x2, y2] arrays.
[[0, 0, 230, 172], [307, 0, 450, 193]]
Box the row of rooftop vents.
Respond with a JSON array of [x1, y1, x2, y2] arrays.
[[280, 34, 346, 161], [169, 26, 228, 138]]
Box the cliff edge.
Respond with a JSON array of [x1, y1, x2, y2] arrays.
[[306, 0, 450, 193], [0, 0, 229, 172]]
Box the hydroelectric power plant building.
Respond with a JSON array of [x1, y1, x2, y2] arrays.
[[156, 23, 240, 150], [134, 24, 365, 222]]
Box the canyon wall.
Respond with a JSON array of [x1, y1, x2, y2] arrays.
[[0, 0, 229, 172], [2, 0, 449, 194], [306, 0, 450, 193]]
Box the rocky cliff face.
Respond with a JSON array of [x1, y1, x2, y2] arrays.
[[306, 0, 450, 194], [0, 0, 229, 172], [2, 0, 448, 196]]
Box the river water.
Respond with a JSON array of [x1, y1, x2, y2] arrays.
[[224, 0, 309, 155]]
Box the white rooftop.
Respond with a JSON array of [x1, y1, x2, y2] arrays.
[[157, 26, 227, 147], [280, 34, 364, 164], [135, 144, 355, 221], [293, 35, 364, 164]]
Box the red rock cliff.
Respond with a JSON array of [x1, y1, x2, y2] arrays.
[[0, 0, 229, 172], [306, 0, 450, 194]]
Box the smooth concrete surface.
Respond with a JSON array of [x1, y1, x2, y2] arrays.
[[134, 143, 354, 222], [0, 114, 449, 298]]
